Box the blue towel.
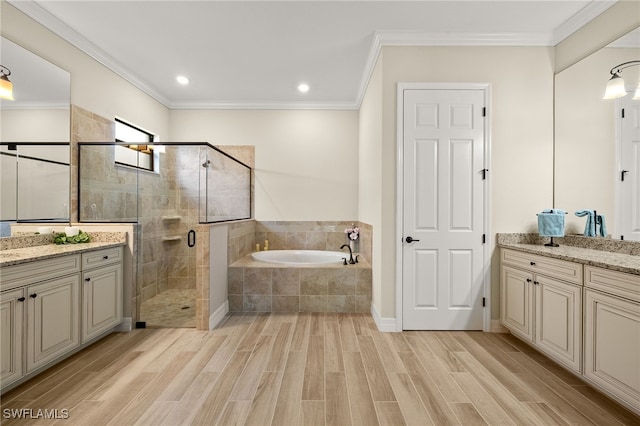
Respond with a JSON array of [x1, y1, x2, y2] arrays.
[[537, 209, 565, 237], [575, 210, 607, 237], [597, 214, 607, 237]]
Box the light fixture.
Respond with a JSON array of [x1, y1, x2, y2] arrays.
[[176, 75, 189, 85], [603, 60, 640, 100], [0, 65, 14, 100], [298, 83, 309, 93]]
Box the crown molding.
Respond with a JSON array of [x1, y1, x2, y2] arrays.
[[552, 0, 618, 45], [9, 0, 616, 111], [168, 100, 359, 110], [0, 101, 70, 110], [7, 0, 172, 107]]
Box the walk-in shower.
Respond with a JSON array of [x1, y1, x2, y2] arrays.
[[77, 142, 251, 327]]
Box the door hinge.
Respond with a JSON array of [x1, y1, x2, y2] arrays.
[[482, 107, 486, 117], [621, 108, 625, 118], [481, 169, 489, 180], [482, 297, 486, 307], [482, 234, 486, 244]]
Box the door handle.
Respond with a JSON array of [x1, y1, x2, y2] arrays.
[[187, 230, 196, 248], [405, 236, 420, 243], [621, 170, 629, 181]]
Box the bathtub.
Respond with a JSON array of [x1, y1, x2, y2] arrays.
[[251, 250, 347, 266]]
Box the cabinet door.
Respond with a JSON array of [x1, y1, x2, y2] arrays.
[[584, 289, 640, 410], [26, 274, 80, 373], [534, 275, 582, 372], [1, 288, 25, 387], [82, 263, 122, 343], [500, 265, 534, 341]]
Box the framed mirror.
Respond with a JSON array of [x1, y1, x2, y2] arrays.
[[554, 27, 640, 239], [0, 37, 71, 235]]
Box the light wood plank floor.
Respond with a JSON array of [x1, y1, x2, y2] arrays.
[[2, 313, 639, 425]]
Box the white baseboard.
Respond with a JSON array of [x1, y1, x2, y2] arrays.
[[115, 317, 132, 332], [490, 320, 509, 333], [371, 303, 398, 332], [209, 301, 229, 330]]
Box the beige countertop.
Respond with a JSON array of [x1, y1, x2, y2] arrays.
[[0, 232, 126, 267], [498, 241, 640, 276]]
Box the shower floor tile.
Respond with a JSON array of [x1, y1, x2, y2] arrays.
[[140, 288, 196, 328]]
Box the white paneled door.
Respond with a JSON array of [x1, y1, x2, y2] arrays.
[[402, 88, 486, 330], [618, 97, 640, 241]]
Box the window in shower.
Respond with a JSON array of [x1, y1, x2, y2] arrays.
[[114, 118, 158, 172]]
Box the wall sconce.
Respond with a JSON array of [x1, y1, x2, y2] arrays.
[[603, 60, 640, 100], [0, 65, 14, 100]]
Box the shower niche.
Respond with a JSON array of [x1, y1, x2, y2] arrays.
[[77, 142, 251, 327]]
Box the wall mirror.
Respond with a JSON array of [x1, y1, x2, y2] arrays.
[[0, 37, 71, 235], [554, 27, 640, 239]]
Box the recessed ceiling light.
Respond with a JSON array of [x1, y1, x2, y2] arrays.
[[298, 83, 309, 93], [176, 75, 190, 85]]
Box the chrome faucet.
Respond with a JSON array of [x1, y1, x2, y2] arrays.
[[340, 244, 356, 264]]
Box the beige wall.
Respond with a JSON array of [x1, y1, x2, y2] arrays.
[[358, 54, 384, 314], [365, 46, 555, 319], [169, 109, 359, 221], [1, 109, 69, 142]]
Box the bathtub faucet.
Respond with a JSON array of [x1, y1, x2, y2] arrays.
[[340, 244, 356, 265]]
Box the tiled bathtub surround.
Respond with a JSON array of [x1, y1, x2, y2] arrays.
[[228, 259, 372, 313], [255, 221, 372, 260], [229, 220, 373, 313]]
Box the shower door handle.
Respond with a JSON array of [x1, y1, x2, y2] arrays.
[[187, 230, 196, 248]]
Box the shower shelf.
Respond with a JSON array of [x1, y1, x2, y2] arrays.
[[162, 236, 182, 241], [161, 215, 181, 221]]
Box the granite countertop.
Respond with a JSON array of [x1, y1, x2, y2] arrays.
[[0, 232, 127, 267], [498, 239, 640, 276]]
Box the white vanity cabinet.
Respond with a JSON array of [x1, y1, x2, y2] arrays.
[[81, 247, 123, 343], [1, 255, 81, 388], [26, 274, 80, 373], [500, 248, 583, 372], [1, 245, 123, 392], [1, 288, 25, 387], [583, 266, 640, 411]]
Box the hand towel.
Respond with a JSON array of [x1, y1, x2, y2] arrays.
[[596, 214, 607, 237], [537, 210, 565, 237], [575, 210, 595, 237]]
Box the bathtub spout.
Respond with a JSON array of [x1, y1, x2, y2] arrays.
[[340, 244, 356, 264]]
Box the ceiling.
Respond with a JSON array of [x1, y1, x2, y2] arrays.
[[7, 0, 618, 109]]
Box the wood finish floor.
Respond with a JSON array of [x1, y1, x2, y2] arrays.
[[1, 312, 639, 425]]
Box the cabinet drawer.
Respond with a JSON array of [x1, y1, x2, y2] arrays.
[[501, 248, 582, 285], [585, 266, 640, 302], [82, 247, 122, 270], [1, 255, 81, 291]]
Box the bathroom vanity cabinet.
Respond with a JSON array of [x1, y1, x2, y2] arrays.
[[81, 247, 123, 343], [583, 266, 640, 411], [500, 245, 640, 414], [500, 248, 583, 372], [1, 246, 123, 392]]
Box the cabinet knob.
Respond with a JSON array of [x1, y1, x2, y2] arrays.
[[530, 261, 536, 266], [526, 278, 532, 283], [17, 297, 26, 302], [30, 293, 37, 298], [534, 281, 539, 285], [85, 277, 91, 282], [103, 255, 109, 260]]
